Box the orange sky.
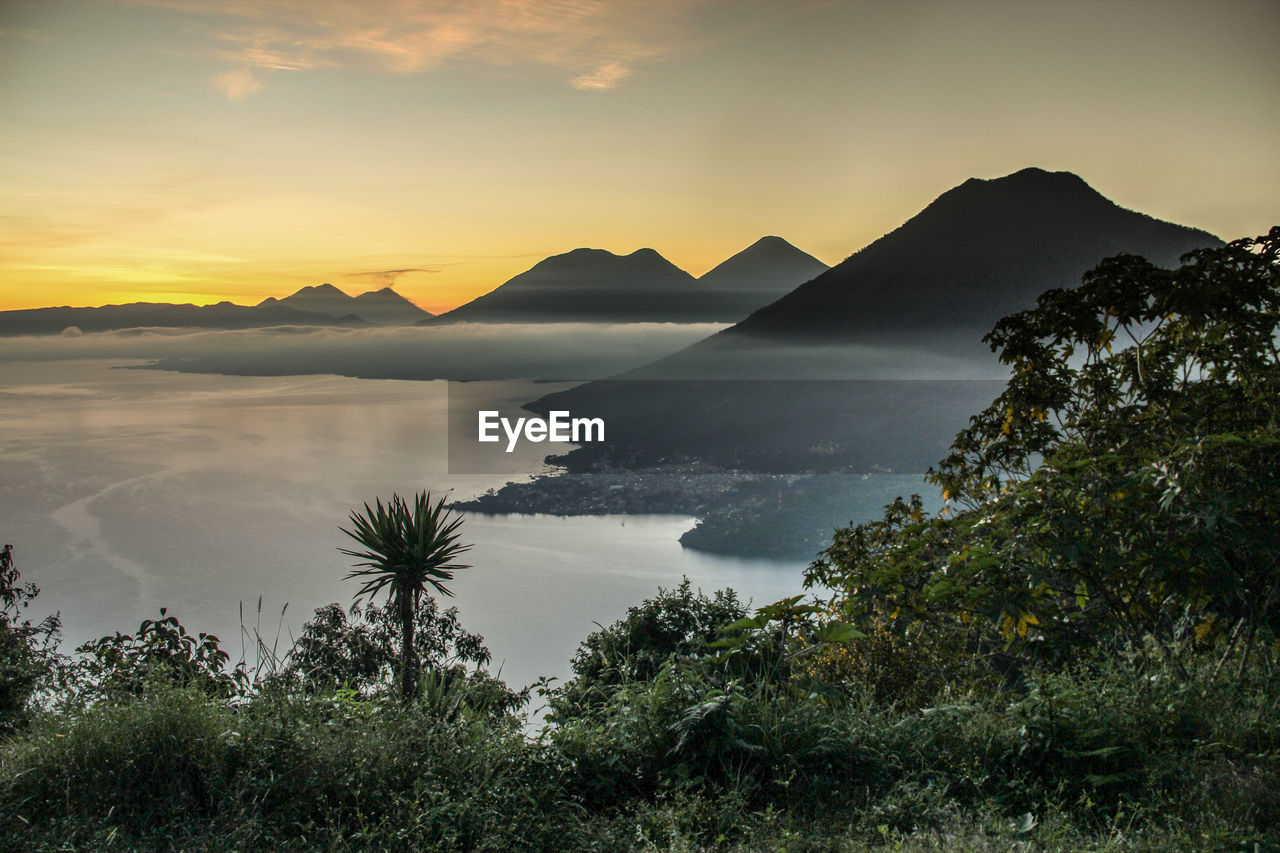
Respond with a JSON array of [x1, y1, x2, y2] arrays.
[[2, 0, 1277, 314]]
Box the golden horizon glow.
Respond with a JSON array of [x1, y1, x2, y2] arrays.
[[2, 0, 1277, 314]]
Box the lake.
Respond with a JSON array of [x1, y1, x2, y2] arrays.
[[0, 360, 809, 693]]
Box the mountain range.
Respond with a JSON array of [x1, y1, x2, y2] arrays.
[[423, 237, 828, 324], [1, 238, 826, 335], [529, 167, 1224, 472]]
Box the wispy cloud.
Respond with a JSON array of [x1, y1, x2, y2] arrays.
[[346, 266, 449, 286], [571, 61, 631, 91], [211, 68, 263, 100], [130, 0, 714, 98]]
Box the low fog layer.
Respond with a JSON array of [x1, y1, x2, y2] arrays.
[[0, 322, 730, 382], [0, 322, 1018, 383], [618, 330, 1010, 380]]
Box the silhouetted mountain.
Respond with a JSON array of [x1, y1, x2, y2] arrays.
[[427, 239, 826, 324], [733, 167, 1219, 341], [0, 301, 367, 336], [425, 248, 702, 323], [689, 236, 830, 320], [266, 283, 431, 325], [351, 287, 434, 325], [699, 236, 829, 293], [266, 283, 353, 317], [529, 168, 1223, 472]]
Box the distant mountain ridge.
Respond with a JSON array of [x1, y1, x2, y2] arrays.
[[0, 283, 431, 335], [427, 238, 828, 324], [3, 237, 827, 334], [0, 300, 365, 336], [262, 283, 431, 326]]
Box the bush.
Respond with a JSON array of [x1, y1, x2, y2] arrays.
[[547, 579, 746, 722], [70, 609, 247, 702]]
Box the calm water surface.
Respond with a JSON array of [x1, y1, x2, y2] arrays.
[[0, 360, 807, 691]]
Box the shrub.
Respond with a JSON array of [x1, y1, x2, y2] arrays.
[[547, 579, 746, 722]]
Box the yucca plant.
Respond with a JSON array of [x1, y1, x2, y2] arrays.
[[341, 492, 472, 701]]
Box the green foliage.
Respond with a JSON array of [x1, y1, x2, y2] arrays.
[[271, 597, 525, 720], [341, 491, 472, 700], [550, 659, 868, 811], [72, 608, 247, 702], [547, 579, 747, 721], [932, 228, 1280, 506], [280, 598, 490, 693], [341, 492, 472, 603], [0, 544, 62, 732], [3, 600, 1278, 850], [810, 230, 1280, 672]]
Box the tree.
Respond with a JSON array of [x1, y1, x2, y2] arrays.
[[1, 544, 62, 730], [340, 492, 472, 701], [809, 229, 1280, 677]]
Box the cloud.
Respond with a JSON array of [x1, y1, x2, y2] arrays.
[[211, 68, 264, 100], [571, 62, 632, 91], [131, 0, 712, 94]]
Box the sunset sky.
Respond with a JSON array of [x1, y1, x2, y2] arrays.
[[2, 0, 1277, 314]]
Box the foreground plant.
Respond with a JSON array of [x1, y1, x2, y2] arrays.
[[341, 491, 472, 701]]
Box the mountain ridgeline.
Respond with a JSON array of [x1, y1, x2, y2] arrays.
[[424, 238, 829, 324]]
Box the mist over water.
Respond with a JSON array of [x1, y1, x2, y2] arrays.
[[0, 360, 806, 692], [0, 322, 728, 381]]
